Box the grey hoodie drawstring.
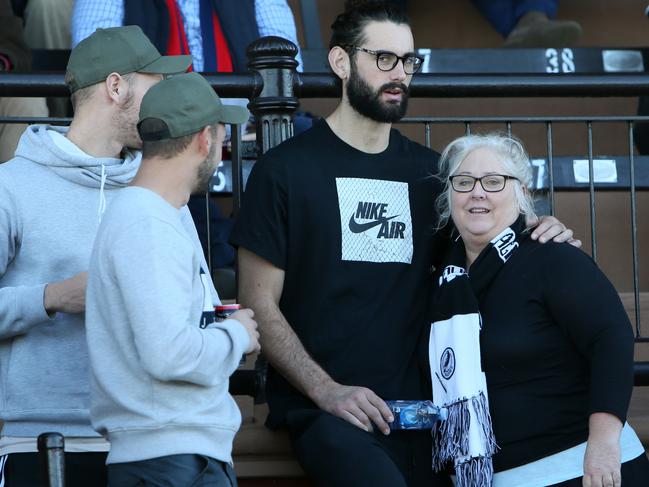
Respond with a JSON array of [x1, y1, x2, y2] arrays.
[[98, 164, 107, 222]]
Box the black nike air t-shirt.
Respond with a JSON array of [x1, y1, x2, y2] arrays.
[[231, 120, 442, 427]]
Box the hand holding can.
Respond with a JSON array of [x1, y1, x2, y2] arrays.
[[215, 305, 261, 359], [215, 304, 242, 321]]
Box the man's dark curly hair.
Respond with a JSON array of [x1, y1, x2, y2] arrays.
[[329, 0, 411, 55]]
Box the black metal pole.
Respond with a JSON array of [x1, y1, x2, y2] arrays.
[[37, 432, 65, 487]]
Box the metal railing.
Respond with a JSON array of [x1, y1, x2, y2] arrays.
[[1, 36, 649, 383]]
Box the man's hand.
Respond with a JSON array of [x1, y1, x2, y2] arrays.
[[231, 308, 261, 354], [43, 271, 88, 315], [311, 381, 394, 435], [527, 214, 582, 247]]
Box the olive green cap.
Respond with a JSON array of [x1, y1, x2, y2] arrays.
[[137, 72, 250, 141], [66, 26, 191, 93]]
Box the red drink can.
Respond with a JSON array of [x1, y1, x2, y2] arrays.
[[215, 304, 240, 321]]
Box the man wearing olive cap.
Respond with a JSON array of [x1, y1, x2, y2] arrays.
[[0, 26, 193, 486], [85, 72, 260, 486]]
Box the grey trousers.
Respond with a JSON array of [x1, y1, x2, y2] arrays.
[[0, 96, 48, 163], [107, 454, 237, 487], [23, 0, 73, 49]]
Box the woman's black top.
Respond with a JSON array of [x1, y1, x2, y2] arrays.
[[475, 239, 633, 471]]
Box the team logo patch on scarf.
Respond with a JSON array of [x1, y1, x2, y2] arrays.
[[428, 216, 528, 486], [440, 347, 456, 380]]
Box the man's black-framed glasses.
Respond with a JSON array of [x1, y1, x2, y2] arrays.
[[345, 45, 424, 74], [449, 174, 519, 193]]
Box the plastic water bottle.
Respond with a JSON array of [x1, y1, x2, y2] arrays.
[[385, 400, 447, 430]]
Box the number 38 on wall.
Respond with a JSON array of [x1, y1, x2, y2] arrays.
[[545, 48, 575, 73]]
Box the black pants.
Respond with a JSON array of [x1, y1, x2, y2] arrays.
[[1, 451, 107, 487], [107, 454, 237, 487], [549, 453, 649, 486], [285, 408, 452, 487]]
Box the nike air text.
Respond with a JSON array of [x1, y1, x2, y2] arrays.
[[348, 201, 405, 239]]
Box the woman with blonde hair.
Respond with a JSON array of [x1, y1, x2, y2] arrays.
[[427, 133, 649, 486]]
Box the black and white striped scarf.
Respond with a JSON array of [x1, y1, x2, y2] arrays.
[[429, 215, 528, 486]]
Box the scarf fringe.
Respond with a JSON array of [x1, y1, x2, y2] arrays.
[[455, 455, 495, 487], [472, 393, 499, 456], [431, 397, 470, 470], [431, 392, 497, 482]]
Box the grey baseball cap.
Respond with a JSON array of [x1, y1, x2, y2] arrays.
[[66, 26, 191, 93], [138, 72, 250, 141]]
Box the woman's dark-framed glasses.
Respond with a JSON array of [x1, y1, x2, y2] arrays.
[[449, 174, 519, 193], [346, 46, 424, 74]]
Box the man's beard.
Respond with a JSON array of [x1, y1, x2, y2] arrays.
[[116, 92, 141, 150], [193, 142, 218, 194], [346, 62, 409, 123]]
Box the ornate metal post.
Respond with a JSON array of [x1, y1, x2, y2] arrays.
[[242, 37, 299, 399], [247, 36, 300, 154]]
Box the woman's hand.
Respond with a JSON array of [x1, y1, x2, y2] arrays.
[[583, 412, 623, 487]]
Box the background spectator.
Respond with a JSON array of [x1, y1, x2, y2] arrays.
[[72, 0, 303, 71], [22, 0, 73, 50], [11, 0, 74, 118], [387, 0, 581, 47], [470, 0, 582, 47], [0, 0, 47, 163]]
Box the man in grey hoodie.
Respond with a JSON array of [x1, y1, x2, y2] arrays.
[[0, 26, 192, 486], [86, 71, 260, 486]]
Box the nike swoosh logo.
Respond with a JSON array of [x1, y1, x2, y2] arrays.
[[348, 214, 398, 233]]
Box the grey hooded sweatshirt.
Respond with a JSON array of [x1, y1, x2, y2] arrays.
[[0, 125, 216, 438]]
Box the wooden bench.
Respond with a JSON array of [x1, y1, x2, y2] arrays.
[[231, 356, 305, 480], [233, 401, 304, 479]]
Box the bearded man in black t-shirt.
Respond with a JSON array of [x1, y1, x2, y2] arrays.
[[231, 2, 575, 486]]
